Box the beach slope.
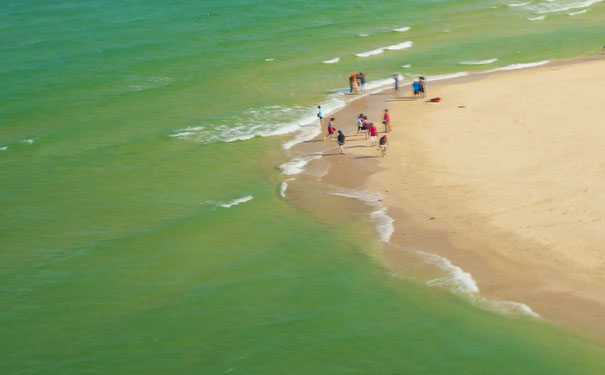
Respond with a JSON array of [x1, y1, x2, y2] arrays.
[[372, 58, 605, 338]]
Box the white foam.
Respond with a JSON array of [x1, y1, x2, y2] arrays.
[[359, 33, 369, 37], [265, 58, 274, 62], [507, 1, 529, 6], [128, 76, 173, 91], [331, 190, 394, 243], [569, 8, 589, 14], [363, 76, 400, 91], [426, 71, 469, 81], [418, 250, 479, 294], [458, 58, 498, 65], [23, 139, 34, 144], [323, 57, 340, 64], [416, 250, 540, 317], [280, 154, 322, 175], [280, 181, 288, 198], [0, 146, 7, 151], [356, 48, 385, 57], [486, 300, 541, 317], [219, 195, 253, 208], [485, 60, 549, 73], [527, 15, 546, 20], [402, 64, 411, 68], [441, 29, 451, 32], [282, 98, 346, 149], [356, 41, 413, 58], [393, 26, 411, 32], [531, 0, 601, 13], [171, 98, 345, 149], [385, 41, 413, 51]]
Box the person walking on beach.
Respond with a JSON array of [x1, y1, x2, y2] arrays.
[[379, 135, 388, 157], [337, 130, 346, 154], [357, 113, 364, 134], [362, 115, 369, 140], [349, 74, 355, 94], [369, 122, 378, 146], [393, 74, 399, 92], [419, 76, 426, 97], [317, 105, 324, 126], [382, 109, 390, 133], [326, 117, 336, 140]]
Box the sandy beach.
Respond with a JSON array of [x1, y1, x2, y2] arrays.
[[293, 55, 605, 341]]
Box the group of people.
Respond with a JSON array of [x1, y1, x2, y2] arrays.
[[349, 72, 367, 94], [393, 74, 426, 97], [322, 108, 390, 157]]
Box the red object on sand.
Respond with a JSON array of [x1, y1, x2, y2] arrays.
[[430, 97, 441, 102]]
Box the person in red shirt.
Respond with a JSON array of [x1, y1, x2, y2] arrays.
[[369, 123, 378, 146], [382, 109, 390, 132]]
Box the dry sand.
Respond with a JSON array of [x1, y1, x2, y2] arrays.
[[297, 56, 605, 341]]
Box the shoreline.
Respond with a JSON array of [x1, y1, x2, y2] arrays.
[[284, 53, 605, 342]]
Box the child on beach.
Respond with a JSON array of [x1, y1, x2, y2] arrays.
[[357, 114, 364, 134], [369, 123, 377, 146], [419, 76, 425, 97], [317, 105, 323, 126], [362, 115, 369, 140], [379, 135, 388, 157], [382, 109, 390, 133], [326, 117, 336, 140], [337, 130, 345, 154]]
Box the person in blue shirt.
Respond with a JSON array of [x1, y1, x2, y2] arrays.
[[413, 79, 420, 96], [317, 105, 323, 126]]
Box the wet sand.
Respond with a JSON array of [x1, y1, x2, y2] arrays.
[[289, 54, 605, 342]]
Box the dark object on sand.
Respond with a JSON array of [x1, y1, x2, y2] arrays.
[[429, 97, 441, 102]]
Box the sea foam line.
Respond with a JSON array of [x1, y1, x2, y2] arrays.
[[531, 0, 601, 13], [356, 41, 413, 57], [485, 60, 549, 73], [280, 154, 323, 175], [219, 195, 253, 208], [323, 57, 340, 64], [527, 15, 546, 20], [569, 8, 589, 15], [393, 26, 411, 32], [458, 58, 498, 65], [416, 250, 540, 317], [426, 71, 469, 81], [331, 190, 394, 243], [507, 1, 529, 7], [171, 98, 345, 150]]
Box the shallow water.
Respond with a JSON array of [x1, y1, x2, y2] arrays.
[[2, 0, 605, 373]]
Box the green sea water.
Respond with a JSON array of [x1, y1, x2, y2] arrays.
[[2, 0, 605, 373]]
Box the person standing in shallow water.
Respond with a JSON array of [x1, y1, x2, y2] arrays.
[[317, 105, 323, 126], [359, 72, 367, 91], [393, 74, 399, 92], [337, 130, 345, 154]]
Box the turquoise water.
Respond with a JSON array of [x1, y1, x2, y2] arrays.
[[2, 0, 605, 373]]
